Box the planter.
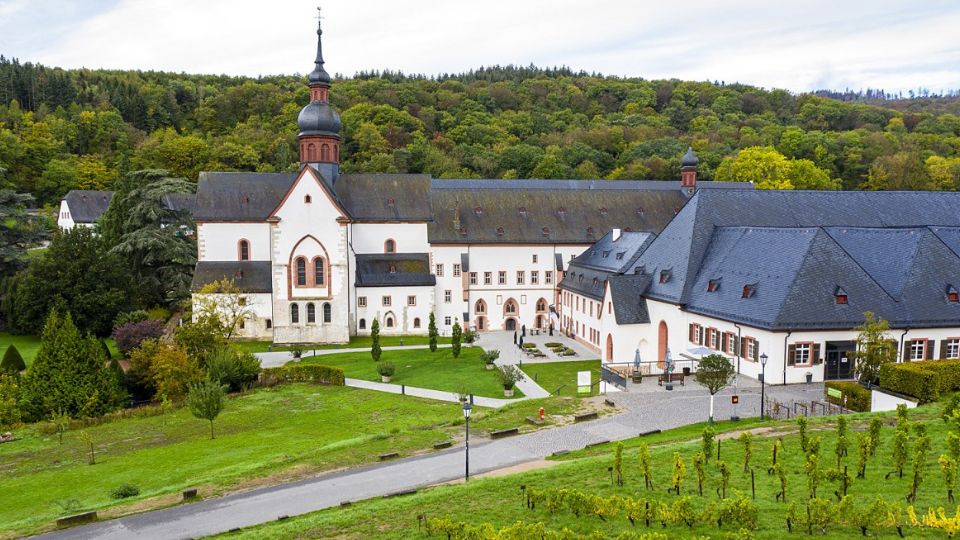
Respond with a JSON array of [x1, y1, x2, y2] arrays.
[[381, 375, 391, 383], [805, 372, 813, 383], [503, 387, 514, 397], [682, 367, 691, 376], [485, 363, 495, 370]]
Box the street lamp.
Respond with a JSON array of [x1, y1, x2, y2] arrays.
[[759, 353, 768, 420], [664, 348, 673, 391], [462, 402, 472, 481]]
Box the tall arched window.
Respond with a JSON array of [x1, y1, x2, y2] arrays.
[[475, 299, 486, 314], [314, 257, 325, 286], [504, 300, 517, 314], [323, 302, 331, 323], [321, 144, 330, 161], [296, 257, 307, 286], [413, 317, 421, 328], [290, 303, 300, 324], [307, 143, 317, 161], [384, 239, 396, 253], [386, 316, 395, 328], [238, 239, 250, 261], [359, 318, 366, 330], [306, 302, 316, 323]]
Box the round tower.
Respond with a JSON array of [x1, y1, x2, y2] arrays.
[[680, 147, 698, 190], [298, 17, 341, 184]]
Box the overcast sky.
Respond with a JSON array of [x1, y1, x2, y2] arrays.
[[2, 0, 958, 94]]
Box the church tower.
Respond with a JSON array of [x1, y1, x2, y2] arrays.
[[297, 15, 341, 185]]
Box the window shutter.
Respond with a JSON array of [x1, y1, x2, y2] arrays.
[[734, 337, 741, 357], [752, 340, 759, 362], [812, 343, 822, 365], [941, 340, 948, 360], [740, 337, 747, 358], [787, 344, 797, 366], [698, 328, 704, 346], [926, 340, 934, 360], [689, 324, 696, 343], [720, 332, 728, 353], [903, 341, 911, 362]]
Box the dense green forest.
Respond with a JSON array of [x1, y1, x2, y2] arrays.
[[2, 56, 960, 207]]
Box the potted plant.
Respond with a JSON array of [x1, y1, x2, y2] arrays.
[[497, 365, 523, 397], [464, 330, 478, 344], [805, 371, 813, 383], [290, 343, 304, 359], [481, 350, 500, 370], [377, 361, 395, 383]]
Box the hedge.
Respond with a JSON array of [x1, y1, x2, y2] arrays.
[[824, 381, 871, 412], [879, 359, 960, 403], [259, 364, 346, 387]]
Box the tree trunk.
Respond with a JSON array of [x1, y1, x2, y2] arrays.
[[210, 420, 215, 439], [709, 393, 715, 422]]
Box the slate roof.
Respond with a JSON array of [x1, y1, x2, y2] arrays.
[[191, 261, 273, 293], [163, 193, 197, 215], [336, 174, 432, 220], [355, 253, 436, 287], [558, 230, 655, 300], [64, 190, 113, 223], [193, 172, 297, 221], [607, 273, 652, 324]]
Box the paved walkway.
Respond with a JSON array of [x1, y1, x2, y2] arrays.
[[344, 378, 520, 408], [35, 380, 824, 540]]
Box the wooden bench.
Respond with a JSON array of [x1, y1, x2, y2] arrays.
[[658, 373, 685, 386], [490, 427, 520, 439], [574, 411, 599, 422]]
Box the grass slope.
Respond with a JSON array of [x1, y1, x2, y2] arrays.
[[297, 347, 520, 398], [222, 400, 960, 539], [522, 360, 601, 397], [233, 335, 453, 354]]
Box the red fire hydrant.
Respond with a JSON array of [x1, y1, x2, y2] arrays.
[[539, 407, 545, 421]]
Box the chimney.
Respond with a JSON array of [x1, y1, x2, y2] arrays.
[[612, 228, 621, 241], [680, 147, 698, 190], [452, 200, 461, 231]]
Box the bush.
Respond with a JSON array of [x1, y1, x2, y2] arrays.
[[880, 360, 960, 403], [496, 365, 523, 389], [113, 310, 149, 329], [522, 342, 537, 349], [112, 320, 166, 356], [110, 483, 140, 499], [205, 348, 261, 392], [544, 342, 563, 348], [825, 381, 871, 412], [0, 344, 25, 374], [480, 350, 500, 365], [260, 364, 345, 386], [377, 361, 395, 377]]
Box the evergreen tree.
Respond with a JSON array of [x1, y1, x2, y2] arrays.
[[0, 344, 25, 374], [0, 188, 48, 279], [18, 310, 126, 421], [370, 318, 382, 362], [451, 319, 462, 358], [428, 312, 438, 352]]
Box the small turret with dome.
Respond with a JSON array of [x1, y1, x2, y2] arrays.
[[298, 10, 341, 184], [680, 147, 698, 189]]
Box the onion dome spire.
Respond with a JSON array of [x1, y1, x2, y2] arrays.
[[308, 8, 332, 86], [681, 147, 699, 168]]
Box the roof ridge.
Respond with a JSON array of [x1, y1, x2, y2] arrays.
[[822, 226, 922, 301]]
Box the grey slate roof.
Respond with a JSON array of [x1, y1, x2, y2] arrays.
[[335, 174, 432, 220], [64, 190, 113, 223], [355, 253, 436, 287], [163, 193, 197, 215], [607, 273, 652, 325], [191, 261, 273, 293], [558, 230, 655, 300], [193, 172, 297, 221]]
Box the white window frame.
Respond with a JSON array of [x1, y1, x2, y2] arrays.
[[516, 271, 525, 285], [545, 271, 553, 284], [484, 272, 492, 285], [382, 295, 392, 307], [947, 338, 960, 359], [470, 272, 478, 285], [531, 271, 539, 285], [358, 296, 367, 308], [498, 271, 506, 285], [909, 339, 925, 361], [407, 295, 417, 307], [435, 264, 444, 277], [453, 264, 461, 277], [444, 290, 452, 303], [795, 343, 812, 366]]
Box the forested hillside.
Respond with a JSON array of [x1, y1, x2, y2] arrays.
[[2, 57, 960, 207]]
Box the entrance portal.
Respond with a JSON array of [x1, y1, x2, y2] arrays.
[[657, 321, 668, 368], [825, 341, 855, 380], [505, 318, 517, 331]]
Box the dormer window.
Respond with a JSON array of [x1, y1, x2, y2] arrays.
[[634, 265, 645, 275], [518, 206, 527, 217], [304, 194, 312, 203], [742, 283, 757, 298], [674, 207, 680, 214], [624, 227, 633, 232], [386, 197, 395, 208], [541, 227, 550, 236], [636, 207, 645, 216], [602, 250, 610, 258], [834, 286, 848, 305], [578, 275, 584, 284], [599, 207, 608, 216], [388, 264, 397, 274], [659, 269, 671, 284], [616, 252, 625, 260], [592, 277, 599, 287], [474, 206, 482, 216], [707, 278, 721, 292], [458, 226, 468, 237], [557, 207, 566, 216], [241, 195, 250, 204], [496, 227, 505, 237], [586, 227, 595, 238], [948, 285, 959, 303]]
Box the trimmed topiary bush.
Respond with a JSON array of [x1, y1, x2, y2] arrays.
[[259, 364, 345, 386], [824, 381, 871, 412], [0, 344, 25, 374], [880, 360, 960, 403]]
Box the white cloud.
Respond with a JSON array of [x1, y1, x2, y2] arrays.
[[13, 0, 960, 93]]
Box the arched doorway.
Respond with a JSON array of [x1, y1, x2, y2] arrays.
[[606, 334, 614, 363], [505, 318, 517, 331], [657, 321, 668, 368], [476, 316, 486, 330], [535, 314, 543, 329]]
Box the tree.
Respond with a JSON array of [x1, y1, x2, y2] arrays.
[[152, 342, 203, 401], [714, 146, 838, 190], [428, 312, 438, 352], [8, 227, 136, 336], [852, 311, 896, 385], [111, 319, 165, 356], [370, 318, 381, 362], [187, 379, 226, 439], [192, 279, 254, 340], [0, 374, 20, 427], [17, 310, 126, 421], [694, 354, 735, 422], [0, 189, 47, 279], [451, 319, 462, 358], [0, 344, 25, 374]]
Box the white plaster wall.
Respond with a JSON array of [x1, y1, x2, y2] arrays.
[[558, 289, 605, 352], [351, 223, 429, 254], [871, 389, 918, 412], [197, 222, 271, 262], [57, 200, 76, 230], [355, 286, 435, 335], [190, 292, 273, 340]]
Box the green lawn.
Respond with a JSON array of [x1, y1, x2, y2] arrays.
[[222, 400, 958, 539], [295, 346, 521, 399], [1, 383, 528, 537], [522, 360, 602, 397], [233, 334, 454, 354]]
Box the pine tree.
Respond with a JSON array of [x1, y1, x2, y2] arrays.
[[0, 344, 25, 374], [370, 318, 382, 362], [18, 310, 126, 421], [451, 319, 462, 358], [428, 312, 438, 352]]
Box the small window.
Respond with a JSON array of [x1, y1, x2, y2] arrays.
[[909, 339, 926, 360], [304, 194, 312, 203], [586, 227, 594, 238], [290, 303, 300, 324], [384, 239, 396, 253], [389, 264, 397, 274], [948, 285, 959, 303], [265, 319, 272, 329], [358, 296, 367, 308], [458, 226, 468, 237], [518, 206, 527, 216], [314, 257, 325, 286], [436, 264, 444, 277], [742, 283, 756, 298], [636, 207, 645, 216], [707, 278, 721, 292], [453, 264, 461, 277], [323, 302, 331, 323], [516, 271, 525, 285], [239, 319, 245, 330], [413, 317, 421, 329], [474, 206, 482, 216], [239, 240, 250, 261], [444, 290, 451, 303], [947, 338, 960, 359], [615, 252, 625, 260], [470, 272, 478, 285], [386, 316, 394, 328], [531, 271, 539, 285], [296, 257, 307, 286], [475, 300, 486, 313], [484, 272, 492, 285], [499, 271, 506, 285], [835, 286, 848, 305], [532, 254, 538, 263], [408, 295, 417, 306], [541, 227, 550, 236], [386, 197, 395, 208], [382, 295, 392, 306], [659, 269, 671, 284], [359, 318, 366, 330], [496, 227, 505, 237], [602, 250, 610, 258], [306, 302, 316, 323], [599, 207, 607, 216], [545, 271, 553, 284], [444, 316, 452, 325]]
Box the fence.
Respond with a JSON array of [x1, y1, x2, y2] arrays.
[[764, 397, 851, 420]]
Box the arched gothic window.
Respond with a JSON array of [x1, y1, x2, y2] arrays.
[[359, 318, 366, 330], [321, 144, 330, 161], [306, 302, 316, 323], [386, 316, 395, 328], [384, 239, 396, 253], [238, 240, 250, 261], [314, 257, 325, 286], [307, 143, 317, 161], [296, 257, 307, 286], [290, 303, 300, 324], [413, 317, 421, 328], [323, 302, 331, 323]]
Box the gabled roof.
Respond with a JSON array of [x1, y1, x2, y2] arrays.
[[336, 174, 432, 221], [355, 253, 435, 287], [824, 227, 924, 299], [193, 172, 297, 221], [559, 230, 655, 300], [191, 261, 272, 293], [64, 190, 113, 223], [607, 273, 652, 325]]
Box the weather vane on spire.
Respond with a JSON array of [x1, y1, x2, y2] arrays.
[[315, 6, 323, 27]]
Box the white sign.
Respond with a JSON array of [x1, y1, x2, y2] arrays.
[[577, 371, 591, 386]]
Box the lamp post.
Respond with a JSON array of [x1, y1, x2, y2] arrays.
[[664, 348, 673, 391], [759, 353, 768, 420], [462, 402, 472, 481]]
